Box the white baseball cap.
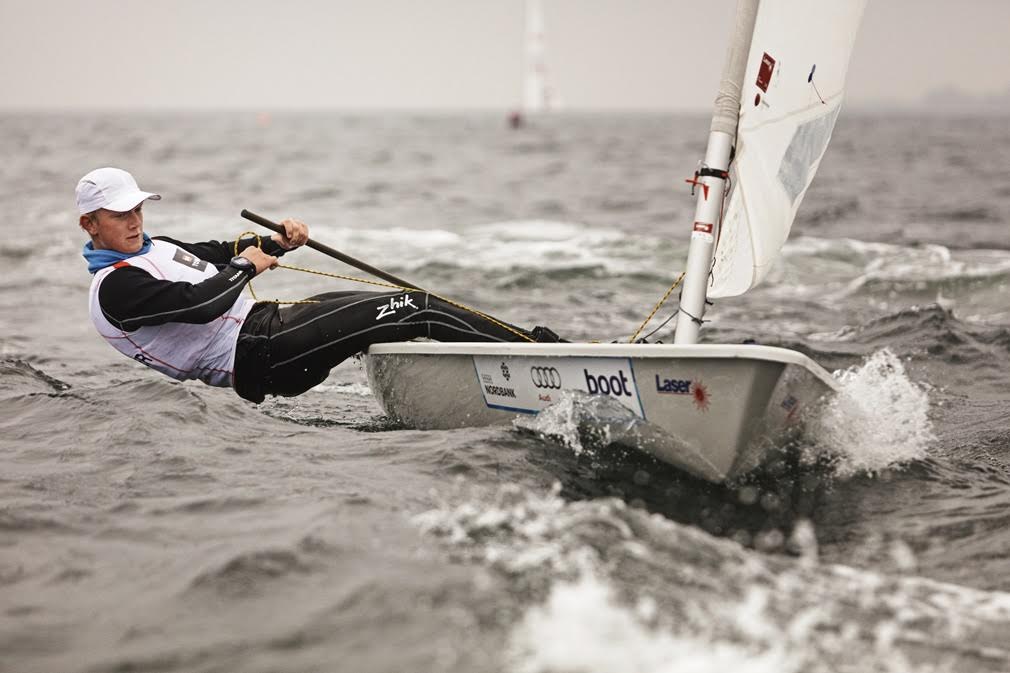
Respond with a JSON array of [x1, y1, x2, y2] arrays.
[[76, 167, 161, 215]]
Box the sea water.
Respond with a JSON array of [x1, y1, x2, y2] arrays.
[[1, 111, 1009, 672]]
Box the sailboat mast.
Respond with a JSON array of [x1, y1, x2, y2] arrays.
[[674, 0, 759, 344], [523, 0, 547, 112]]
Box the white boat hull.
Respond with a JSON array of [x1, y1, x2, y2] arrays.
[[364, 343, 837, 483]]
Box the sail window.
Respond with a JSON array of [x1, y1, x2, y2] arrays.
[[777, 105, 840, 203]]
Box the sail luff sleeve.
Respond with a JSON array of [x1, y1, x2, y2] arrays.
[[710, 0, 759, 137]]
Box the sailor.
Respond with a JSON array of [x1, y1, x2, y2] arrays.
[[79, 167, 563, 403]]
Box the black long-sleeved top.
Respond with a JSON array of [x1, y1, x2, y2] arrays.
[[97, 236, 288, 332]]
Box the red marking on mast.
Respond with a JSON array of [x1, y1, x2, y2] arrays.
[[685, 176, 709, 200]]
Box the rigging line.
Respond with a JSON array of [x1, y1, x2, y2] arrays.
[[231, 233, 534, 342], [808, 64, 827, 105], [627, 272, 685, 343], [743, 94, 841, 132], [639, 308, 680, 343], [678, 305, 707, 326]]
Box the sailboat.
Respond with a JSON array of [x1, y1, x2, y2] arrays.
[[366, 0, 866, 483], [509, 0, 554, 128]]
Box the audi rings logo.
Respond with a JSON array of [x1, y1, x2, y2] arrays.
[[530, 366, 562, 389]]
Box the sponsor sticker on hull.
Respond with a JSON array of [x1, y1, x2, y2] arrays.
[[472, 356, 645, 418], [655, 374, 711, 411]]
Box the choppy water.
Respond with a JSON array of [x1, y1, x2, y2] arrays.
[[1, 110, 1009, 672]]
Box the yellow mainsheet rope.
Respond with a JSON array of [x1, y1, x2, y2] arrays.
[[235, 233, 686, 344], [627, 273, 685, 343], [232, 233, 534, 342]]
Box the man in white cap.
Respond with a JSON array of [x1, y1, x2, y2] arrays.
[[78, 166, 294, 270], [79, 168, 561, 403]]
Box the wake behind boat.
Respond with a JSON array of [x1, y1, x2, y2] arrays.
[[365, 0, 865, 482]]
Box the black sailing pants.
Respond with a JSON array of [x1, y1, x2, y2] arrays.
[[232, 290, 528, 403]]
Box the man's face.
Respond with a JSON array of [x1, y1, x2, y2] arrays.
[[80, 204, 145, 253]]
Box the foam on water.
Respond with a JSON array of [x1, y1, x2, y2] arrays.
[[471, 220, 592, 243], [786, 237, 1010, 279], [511, 390, 642, 458], [282, 218, 671, 278], [453, 220, 649, 276], [417, 482, 1010, 673], [507, 571, 798, 673], [315, 224, 462, 250], [761, 237, 1010, 320], [302, 381, 373, 397], [810, 349, 934, 477], [511, 390, 592, 456], [843, 244, 1010, 293]]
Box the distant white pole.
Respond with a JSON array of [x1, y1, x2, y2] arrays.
[[523, 0, 546, 112], [674, 0, 759, 344]]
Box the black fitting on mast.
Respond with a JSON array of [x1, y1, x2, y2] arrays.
[[697, 167, 729, 180], [686, 166, 730, 197]]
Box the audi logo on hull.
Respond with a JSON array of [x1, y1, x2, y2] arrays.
[[530, 366, 562, 389]]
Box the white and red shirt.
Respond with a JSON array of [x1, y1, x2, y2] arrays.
[[87, 236, 283, 387]]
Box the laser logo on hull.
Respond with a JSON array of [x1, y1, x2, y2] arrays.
[[655, 375, 710, 411], [655, 375, 692, 394]]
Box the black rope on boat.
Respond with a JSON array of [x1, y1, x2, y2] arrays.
[[637, 309, 679, 343], [679, 306, 708, 327]]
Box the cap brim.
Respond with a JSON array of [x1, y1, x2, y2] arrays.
[[102, 191, 162, 213]]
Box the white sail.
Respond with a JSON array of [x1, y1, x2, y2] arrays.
[[708, 0, 866, 298]]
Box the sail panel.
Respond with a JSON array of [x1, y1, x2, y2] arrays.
[[708, 0, 866, 298], [778, 105, 841, 204]]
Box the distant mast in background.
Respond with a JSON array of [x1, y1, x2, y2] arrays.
[[509, 0, 555, 128]]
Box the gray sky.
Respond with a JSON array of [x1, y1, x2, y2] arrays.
[[2, 0, 1008, 110]]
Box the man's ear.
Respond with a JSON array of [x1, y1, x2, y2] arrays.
[[80, 214, 97, 235]]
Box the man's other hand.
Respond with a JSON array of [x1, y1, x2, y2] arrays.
[[272, 218, 309, 250]]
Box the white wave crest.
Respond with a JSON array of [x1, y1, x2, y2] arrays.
[[508, 571, 798, 673], [511, 390, 608, 457], [308, 218, 671, 277], [417, 482, 1010, 673], [810, 349, 934, 477]]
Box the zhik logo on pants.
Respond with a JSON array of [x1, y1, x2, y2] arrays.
[[376, 294, 418, 320]]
